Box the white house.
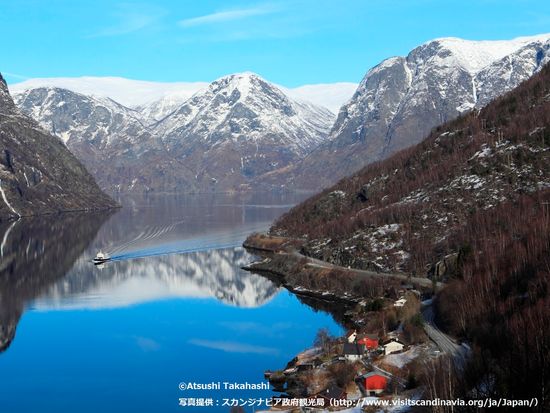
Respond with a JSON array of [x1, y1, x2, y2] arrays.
[[384, 340, 405, 355], [343, 343, 365, 361]]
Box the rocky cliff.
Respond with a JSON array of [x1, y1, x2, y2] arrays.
[[0, 73, 117, 220]]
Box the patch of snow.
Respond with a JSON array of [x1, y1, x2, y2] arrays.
[[383, 347, 420, 368], [469, 145, 492, 160], [0, 179, 20, 217], [329, 190, 346, 198]]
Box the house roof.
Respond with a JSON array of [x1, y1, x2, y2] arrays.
[[343, 342, 365, 355], [363, 371, 390, 379], [358, 333, 379, 340], [383, 339, 404, 347], [319, 384, 346, 399]]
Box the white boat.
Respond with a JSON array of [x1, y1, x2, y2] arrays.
[[92, 251, 111, 264]]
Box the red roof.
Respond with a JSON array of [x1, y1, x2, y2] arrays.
[[364, 373, 388, 391], [357, 335, 379, 349]]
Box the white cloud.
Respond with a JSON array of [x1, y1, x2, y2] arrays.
[[88, 3, 165, 38], [179, 4, 278, 27]]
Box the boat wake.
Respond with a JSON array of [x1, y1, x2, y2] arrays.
[[98, 222, 269, 264]]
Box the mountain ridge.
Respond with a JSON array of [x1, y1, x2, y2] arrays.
[[14, 72, 334, 193], [10, 74, 357, 114]]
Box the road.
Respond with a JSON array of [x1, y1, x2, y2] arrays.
[[292, 250, 443, 290], [422, 303, 468, 369]]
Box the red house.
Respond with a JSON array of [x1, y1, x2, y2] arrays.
[[357, 334, 379, 350], [363, 372, 388, 395]]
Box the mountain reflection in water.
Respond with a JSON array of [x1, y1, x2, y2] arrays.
[[0, 212, 112, 352]]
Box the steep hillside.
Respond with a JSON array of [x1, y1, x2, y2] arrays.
[[0, 73, 117, 220], [282, 34, 550, 190], [272, 62, 550, 275], [271, 59, 550, 413], [14, 87, 149, 147]]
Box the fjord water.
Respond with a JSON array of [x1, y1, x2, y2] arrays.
[[0, 193, 342, 412]]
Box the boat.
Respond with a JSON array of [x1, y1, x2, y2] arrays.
[[92, 251, 111, 264]]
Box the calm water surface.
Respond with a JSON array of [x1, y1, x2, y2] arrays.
[[0, 193, 342, 412]]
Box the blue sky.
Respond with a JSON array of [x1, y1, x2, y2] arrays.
[[1, 0, 550, 86]]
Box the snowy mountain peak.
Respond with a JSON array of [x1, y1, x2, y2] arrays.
[[418, 33, 550, 73], [207, 71, 285, 103], [291, 32, 550, 190], [13, 71, 335, 192], [158, 70, 333, 151], [13, 86, 148, 149], [9, 74, 357, 116]]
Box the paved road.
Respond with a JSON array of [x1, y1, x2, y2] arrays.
[[422, 304, 468, 369], [292, 250, 442, 290]]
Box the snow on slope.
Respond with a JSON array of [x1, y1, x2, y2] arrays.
[[430, 33, 550, 73], [157, 72, 334, 154], [13, 86, 148, 146]]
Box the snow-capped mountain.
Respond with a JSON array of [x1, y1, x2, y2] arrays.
[[0, 73, 116, 219], [157, 72, 333, 154], [13, 87, 157, 190], [135, 90, 205, 123], [289, 33, 550, 189], [9, 75, 356, 116], [14, 87, 150, 146], [149, 72, 335, 191], [13, 72, 334, 192]]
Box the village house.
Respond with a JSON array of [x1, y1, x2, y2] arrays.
[[343, 342, 365, 361], [361, 372, 389, 396], [357, 333, 379, 350], [383, 339, 405, 355], [313, 385, 347, 407]]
